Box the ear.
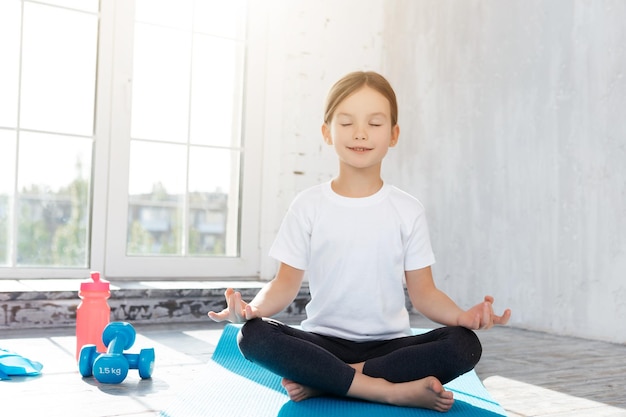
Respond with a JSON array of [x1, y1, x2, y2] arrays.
[[321, 123, 333, 145], [389, 124, 400, 148]]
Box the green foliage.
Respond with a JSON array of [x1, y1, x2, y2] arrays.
[[127, 220, 154, 255], [16, 158, 90, 267], [6, 172, 230, 265]]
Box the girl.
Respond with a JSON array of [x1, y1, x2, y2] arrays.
[[209, 71, 511, 412]]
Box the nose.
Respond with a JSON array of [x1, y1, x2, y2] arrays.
[[355, 126, 367, 140]]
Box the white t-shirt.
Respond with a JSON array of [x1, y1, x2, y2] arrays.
[[269, 181, 436, 341]]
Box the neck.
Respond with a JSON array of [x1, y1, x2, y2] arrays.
[[331, 164, 383, 198]]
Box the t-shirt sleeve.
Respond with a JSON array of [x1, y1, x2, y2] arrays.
[[268, 203, 310, 271], [404, 209, 436, 271]]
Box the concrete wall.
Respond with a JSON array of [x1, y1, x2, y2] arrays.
[[258, 1, 626, 344], [258, 0, 389, 277]]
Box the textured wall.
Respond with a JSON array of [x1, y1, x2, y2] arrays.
[[258, 1, 626, 343], [382, 0, 626, 343], [258, 0, 388, 278]]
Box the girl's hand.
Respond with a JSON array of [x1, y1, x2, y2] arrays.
[[208, 288, 260, 323], [458, 296, 511, 330]]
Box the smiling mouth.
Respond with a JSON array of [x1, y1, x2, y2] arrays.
[[348, 147, 372, 152]]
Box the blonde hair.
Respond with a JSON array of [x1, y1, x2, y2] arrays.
[[323, 71, 398, 126]]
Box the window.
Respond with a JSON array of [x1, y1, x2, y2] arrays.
[[125, 0, 246, 258], [0, 0, 266, 279], [0, 0, 98, 271]]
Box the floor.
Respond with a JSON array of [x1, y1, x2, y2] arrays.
[[1, 315, 625, 417]]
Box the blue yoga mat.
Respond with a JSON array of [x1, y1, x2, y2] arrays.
[[160, 324, 507, 417]]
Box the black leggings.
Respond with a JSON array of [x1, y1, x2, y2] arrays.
[[237, 317, 482, 397]]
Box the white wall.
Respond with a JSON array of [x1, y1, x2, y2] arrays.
[[258, 0, 626, 344], [258, 0, 389, 277]]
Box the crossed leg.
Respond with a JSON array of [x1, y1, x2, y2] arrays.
[[282, 371, 454, 412], [238, 318, 481, 412]]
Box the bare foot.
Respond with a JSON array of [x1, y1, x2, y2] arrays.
[[281, 378, 324, 402], [390, 376, 454, 412]]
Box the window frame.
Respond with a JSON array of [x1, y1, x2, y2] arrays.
[[104, 0, 266, 280], [0, 0, 101, 279], [0, 0, 267, 280]]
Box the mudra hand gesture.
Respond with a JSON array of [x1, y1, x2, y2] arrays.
[[458, 296, 511, 330], [208, 288, 260, 323]]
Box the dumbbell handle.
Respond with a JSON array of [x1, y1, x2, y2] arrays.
[[124, 348, 155, 379], [125, 352, 141, 367], [107, 332, 132, 355]]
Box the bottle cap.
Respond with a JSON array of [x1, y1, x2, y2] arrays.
[[80, 271, 110, 291]]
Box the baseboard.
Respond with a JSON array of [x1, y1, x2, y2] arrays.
[[0, 280, 310, 330]]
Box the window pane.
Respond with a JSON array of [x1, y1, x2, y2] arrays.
[[0, 131, 17, 266], [130, 23, 191, 142], [188, 147, 240, 256], [135, 0, 193, 30], [190, 35, 244, 147], [0, 1, 21, 128], [126, 0, 248, 261], [193, 0, 248, 40], [16, 132, 92, 267], [35, 0, 99, 13], [20, 2, 98, 135], [127, 141, 186, 255]]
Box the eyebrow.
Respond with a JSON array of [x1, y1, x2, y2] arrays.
[[335, 112, 388, 118]]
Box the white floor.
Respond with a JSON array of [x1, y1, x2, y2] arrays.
[[1, 319, 625, 416]]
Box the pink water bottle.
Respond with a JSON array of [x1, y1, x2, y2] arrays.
[[76, 271, 111, 361]]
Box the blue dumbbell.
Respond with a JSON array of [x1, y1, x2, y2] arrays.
[[124, 347, 155, 379], [78, 322, 155, 384], [78, 344, 99, 378]]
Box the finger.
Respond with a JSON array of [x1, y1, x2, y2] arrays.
[[224, 287, 235, 302], [228, 291, 244, 322], [482, 302, 493, 329], [224, 291, 235, 320], [234, 291, 246, 319], [208, 310, 229, 322], [483, 295, 494, 304], [493, 308, 512, 325], [223, 288, 235, 311], [210, 288, 248, 323], [471, 312, 481, 330], [244, 304, 257, 320]]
